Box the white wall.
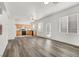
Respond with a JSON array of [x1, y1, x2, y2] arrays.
[[33, 4, 79, 46], [0, 11, 16, 56], [8, 18, 16, 40], [0, 11, 9, 56]]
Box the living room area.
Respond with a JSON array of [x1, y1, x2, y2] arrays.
[[1, 2, 79, 57]]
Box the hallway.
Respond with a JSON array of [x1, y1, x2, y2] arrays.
[[3, 36, 79, 57]]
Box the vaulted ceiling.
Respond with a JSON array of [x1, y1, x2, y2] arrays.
[[4, 2, 79, 20]]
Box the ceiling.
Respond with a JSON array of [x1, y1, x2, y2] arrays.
[[4, 2, 79, 20]]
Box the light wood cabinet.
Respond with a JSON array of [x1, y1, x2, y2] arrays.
[[16, 30, 21, 36], [26, 30, 33, 36], [16, 24, 37, 36]]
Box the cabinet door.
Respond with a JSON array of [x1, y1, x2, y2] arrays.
[[16, 30, 21, 36], [68, 15, 77, 33]]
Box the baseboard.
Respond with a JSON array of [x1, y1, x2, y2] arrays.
[[37, 36, 79, 48]]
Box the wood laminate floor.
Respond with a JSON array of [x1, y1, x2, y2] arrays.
[[3, 36, 79, 57]]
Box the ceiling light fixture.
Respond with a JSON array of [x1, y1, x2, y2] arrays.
[[44, 1, 49, 4]]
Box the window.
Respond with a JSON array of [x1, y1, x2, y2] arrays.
[[46, 23, 51, 34], [37, 23, 43, 32], [60, 16, 68, 33], [68, 15, 77, 33], [59, 14, 78, 33], [46, 23, 52, 37]]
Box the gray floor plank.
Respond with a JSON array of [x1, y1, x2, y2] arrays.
[[3, 36, 79, 57]]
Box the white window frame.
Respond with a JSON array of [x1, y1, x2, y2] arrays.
[[59, 14, 79, 34], [37, 23, 43, 33], [46, 23, 52, 37]]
